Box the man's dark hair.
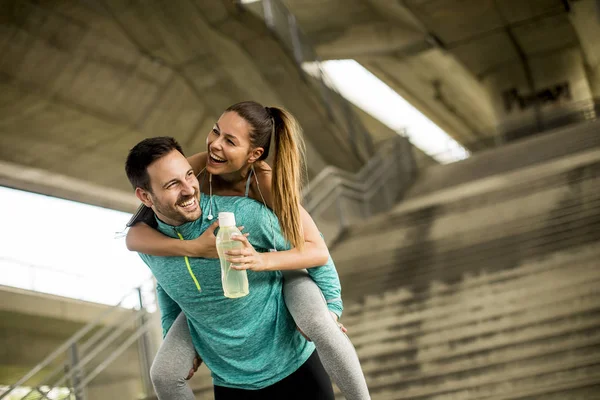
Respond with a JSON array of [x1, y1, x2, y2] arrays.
[[125, 136, 184, 191]]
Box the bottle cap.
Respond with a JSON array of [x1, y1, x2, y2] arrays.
[[218, 212, 236, 227]]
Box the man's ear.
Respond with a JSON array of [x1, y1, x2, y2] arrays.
[[135, 187, 154, 208], [247, 147, 264, 164]]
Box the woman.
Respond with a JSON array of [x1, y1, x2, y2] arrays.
[[127, 101, 370, 400]]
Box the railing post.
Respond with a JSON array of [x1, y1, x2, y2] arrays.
[[68, 343, 86, 400], [262, 0, 275, 30], [363, 192, 371, 218], [316, 63, 335, 119], [288, 13, 304, 68], [137, 287, 154, 397], [383, 180, 394, 212], [340, 100, 361, 162], [335, 186, 347, 234], [399, 135, 418, 182]]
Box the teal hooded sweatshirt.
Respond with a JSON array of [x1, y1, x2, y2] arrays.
[[139, 193, 343, 389]]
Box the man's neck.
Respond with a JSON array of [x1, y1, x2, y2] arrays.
[[155, 215, 184, 227], [155, 212, 200, 228]]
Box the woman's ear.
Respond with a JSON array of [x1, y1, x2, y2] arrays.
[[247, 147, 265, 164]]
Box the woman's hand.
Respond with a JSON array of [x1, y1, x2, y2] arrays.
[[330, 311, 348, 334], [227, 234, 269, 271], [189, 222, 248, 259], [185, 353, 202, 380]]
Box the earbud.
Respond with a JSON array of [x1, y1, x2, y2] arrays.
[[207, 214, 213, 221]]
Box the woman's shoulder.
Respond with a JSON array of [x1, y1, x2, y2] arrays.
[[254, 161, 272, 182], [254, 160, 272, 175], [253, 161, 273, 190], [250, 161, 274, 207]]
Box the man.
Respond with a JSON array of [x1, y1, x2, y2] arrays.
[[125, 136, 335, 399]]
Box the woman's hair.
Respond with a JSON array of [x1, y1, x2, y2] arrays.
[[225, 101, 307, 250]]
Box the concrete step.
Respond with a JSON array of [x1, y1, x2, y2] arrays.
[[373, 363, 600, 400], [340, 210, 600, 300], [482, 374, 600, 400], [339, 148, 600, 248], [336, 192, 600, 276], [340, 214, 600, 304], [335, 166, 600, 260], [355, 294, 600, 363], [352, 159, 600, 239], [344, 242, 600, 316], [405, 119, 600, 199], [346, 259, 600, 345], [360, 325, 600, 381], [368, 341, 600, 397]]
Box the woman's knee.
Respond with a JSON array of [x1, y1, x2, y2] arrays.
[[150, 354, 187, 389], [282, 274, 340, 340], [292, 306, 340, 342]]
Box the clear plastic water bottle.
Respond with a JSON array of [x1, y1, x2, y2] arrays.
[[216, 212, 249, 298]]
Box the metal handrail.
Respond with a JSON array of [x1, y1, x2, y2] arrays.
[[303, 137, 402, 196], [303, 137, 400, 198], [305, 156, 397, 212], [17, 304, 144, 400], [301, 134, 417, 245], [303, 137, 399, 200], [75, 316, 156, 393], [35, 309, 147, 400], [0, 279, 156, 400]]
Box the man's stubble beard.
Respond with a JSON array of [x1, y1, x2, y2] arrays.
[[151, 192, 201, 226]]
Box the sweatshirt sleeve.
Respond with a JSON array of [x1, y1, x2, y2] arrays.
[[139, 253, 182, 337], [307, 257, 344, 318], [156, 282, 182, 338]]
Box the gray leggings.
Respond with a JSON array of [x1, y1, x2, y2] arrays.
[[150, 270, 370, 400]]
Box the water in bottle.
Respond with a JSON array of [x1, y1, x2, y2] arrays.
[[216, 212, 249, 298]]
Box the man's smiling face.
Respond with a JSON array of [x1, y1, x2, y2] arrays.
[[137, 149, 201, 226]]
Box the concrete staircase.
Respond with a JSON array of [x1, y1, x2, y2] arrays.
[[331, 132, 600, 398]]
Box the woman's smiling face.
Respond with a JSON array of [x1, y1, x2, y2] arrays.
[[205, 111, 256, 175]]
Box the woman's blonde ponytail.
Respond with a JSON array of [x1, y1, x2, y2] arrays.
[[268, 106, 306, 250]]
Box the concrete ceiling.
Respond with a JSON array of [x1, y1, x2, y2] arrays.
[[0, 0, 399, 211], [0, 0, 597, 210], [282, 0, 600, 151]]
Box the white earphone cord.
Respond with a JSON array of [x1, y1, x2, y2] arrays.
[[207, 172, 214, 220], [252, 167, 277, 251]]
